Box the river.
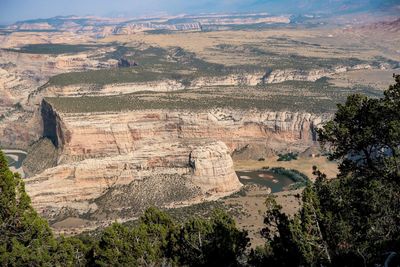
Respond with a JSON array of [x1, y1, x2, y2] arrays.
[[236, 170, 296, 193], [2, 149, 27, 178]]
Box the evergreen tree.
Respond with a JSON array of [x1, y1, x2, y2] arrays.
[[255, 75, 400, 266], [316, 74, 400, 264], [0, 151, 56, 266], [52, 237, 88, 266], [175, 209, 249, 267]]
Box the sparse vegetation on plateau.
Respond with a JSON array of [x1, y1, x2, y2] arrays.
[[4, 43, 104, 54], [45, 78, 382, 114]]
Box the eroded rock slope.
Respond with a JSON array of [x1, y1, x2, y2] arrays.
[[24, 101, 327, 232]]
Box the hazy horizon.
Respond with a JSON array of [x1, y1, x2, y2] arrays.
[[0, 0, 398, 25]]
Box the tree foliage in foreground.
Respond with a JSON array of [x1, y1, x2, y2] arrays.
[[252, 74, 400, 266], [0, 151, 55, 266], [315, 74, 400, 265], [0, 152, 249, 266]]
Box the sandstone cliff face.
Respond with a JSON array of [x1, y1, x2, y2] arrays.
[[0, 50, 60, 77], [31, 63, 384, 100], [191, 73, 265, 87], [0, 68, 34, 108], [25, 102, 327, 231], [36, 80, 186, 98], [263, 64, 374, 84], [42, 106, 325, 163], [190, 142, 241, 193], [33, 74, 264, 99], [0, 48, 118, 149], [0, 50, 116, 76], [26, 141, 240, 227]]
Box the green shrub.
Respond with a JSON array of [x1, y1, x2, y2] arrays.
[[269, 167, 310, 188], [277, 152, 298, 161]]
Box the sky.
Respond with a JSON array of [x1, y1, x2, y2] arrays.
[[0, 0, 257, 24], [0, 0, 397, 25]]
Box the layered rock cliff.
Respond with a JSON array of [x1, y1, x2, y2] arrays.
[[0, 48, 118, 149], [41, 103, 326, 163], [263, 64, 374, 84], [24, 101, 327, 231], [26, 141, 240, 227], [0, 49, 117, 76], [32, 63, 390, 100]]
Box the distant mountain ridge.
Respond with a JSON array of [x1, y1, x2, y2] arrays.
[[244, 0, 399, 14], [3, 0, 398, 32], [4, 0, 399, 28], [361, 17, 400, 32], [3, 13, 290, 35]]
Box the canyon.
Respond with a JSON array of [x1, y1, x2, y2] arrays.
[[23, 101, 325, 231], [0, 13, 399, 233], [3, 14, 290, 37]]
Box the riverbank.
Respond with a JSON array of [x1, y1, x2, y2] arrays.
[[1, 149, 27, 178], [234, 156, 338, 181]]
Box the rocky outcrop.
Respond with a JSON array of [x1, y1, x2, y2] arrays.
[[24, 102, 327, 231], [0, 49, 117, 77], [263, 65, 374, 84], [41, 105, 325, 163], [0, 67, 35, 113], [362, 18, 400, 33], [117, 58, 137, 68], [33, 72, 263, 99], [53, 54, 117, 71], [0, 48, 118, 149], [0, 108, 43, 149], [113, 22, 202, 34], [197, 16, 290, 25], [41, 100, 69, 148], [190, 142, 241, 193], [22, 138, 58, 177], [192, 73, 265, 87], [25, 141, 240, 226], [30, 63, 389, 100]]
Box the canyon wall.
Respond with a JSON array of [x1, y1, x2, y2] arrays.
[[26, 141, 241, 230], [263, 64, 375, 84], [0, 48, 118, 149], [33, 63, 388, 100], [41, 103, 326, 163], [0, 49, 117, 77], [24, 101, 327, 232]]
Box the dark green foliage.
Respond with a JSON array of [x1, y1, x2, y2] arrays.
[[174, 210, 250, 266], [52, 237, 88, 266], [277, 152, 298, 161], [89, 222, 158, 266], [88, 208, 249, 267], [45, 44, 262, 88], [318, 74, 400, 179], [314, 76, 400, 264], [0, 161, 249, 267], [269, 167, 310, 188], [255, 193, 329, 266], [0, 158, 249, 266], [0, 151, 56, 266], [46, 68, 171, 87], [5, 44, 102, 54], [45, 77, 381, 114], [212, 43, 370, 71], [255, 74, 400, 266]]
